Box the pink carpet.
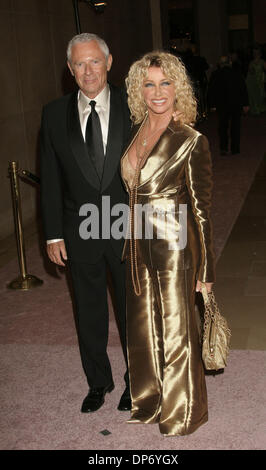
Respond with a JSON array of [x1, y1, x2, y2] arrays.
[[0, 343, 265, 450], [0, 114, 265, 450]]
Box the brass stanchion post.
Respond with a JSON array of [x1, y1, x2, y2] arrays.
[[7, 161, 43, 290]]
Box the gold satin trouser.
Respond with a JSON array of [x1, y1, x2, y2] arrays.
[[126, 261, 208, 436]]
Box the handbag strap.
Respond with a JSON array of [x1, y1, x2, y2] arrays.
[[201, 284, 222, 321]]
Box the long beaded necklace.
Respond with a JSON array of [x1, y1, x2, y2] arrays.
[[129, 120, 167, 296]]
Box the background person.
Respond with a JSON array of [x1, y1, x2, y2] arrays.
[[208, 55, 249, 155], [246, 47, 266, 115]]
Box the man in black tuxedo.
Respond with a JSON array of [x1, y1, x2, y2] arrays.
[[40, 33, 131, 413], [208, 55, 249, 155]]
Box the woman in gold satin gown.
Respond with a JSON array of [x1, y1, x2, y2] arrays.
[[121, 51, 215, 436]]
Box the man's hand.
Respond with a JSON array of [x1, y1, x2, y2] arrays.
[[196, 280, 213, 293], [47, 240, 67, 266], [243, 106, 249, 114]]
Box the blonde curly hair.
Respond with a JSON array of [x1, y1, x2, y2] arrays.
[[125, 51, 197, 125]]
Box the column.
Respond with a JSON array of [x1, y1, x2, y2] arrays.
[[150, 0, 163, 49], [195, 0, 228, 70]]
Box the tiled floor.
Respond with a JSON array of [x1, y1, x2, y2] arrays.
[[214, 155, 266, 350]]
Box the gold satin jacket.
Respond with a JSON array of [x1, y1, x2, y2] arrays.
[[121, 117, 215, 283]]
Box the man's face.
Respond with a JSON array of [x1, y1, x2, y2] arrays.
[[68, 40, 112, 98]]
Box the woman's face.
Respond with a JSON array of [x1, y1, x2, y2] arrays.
[[142, 66, 176, 117]]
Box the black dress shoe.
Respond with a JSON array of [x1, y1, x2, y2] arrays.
[[81, 383, 114, 413], [117, 387, 131, 411]]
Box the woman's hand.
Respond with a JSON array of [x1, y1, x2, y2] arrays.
[[196, 280, 213, 293], [172, 110, 184, 121]]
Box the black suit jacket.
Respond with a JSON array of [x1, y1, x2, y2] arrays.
[[207, 66, 249, 111], [40, 84, 131, 262]]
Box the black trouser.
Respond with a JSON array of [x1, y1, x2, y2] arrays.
[[69, 241, 128, 389], [217, 107, 242, 153]]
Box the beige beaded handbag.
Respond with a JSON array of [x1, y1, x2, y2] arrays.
[[201, 285, 231, 371]]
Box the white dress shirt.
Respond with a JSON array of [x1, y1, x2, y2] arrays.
[[47, 85, 110, 245]]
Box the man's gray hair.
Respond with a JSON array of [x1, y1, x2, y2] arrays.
[[67, 33, 110, 63]]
